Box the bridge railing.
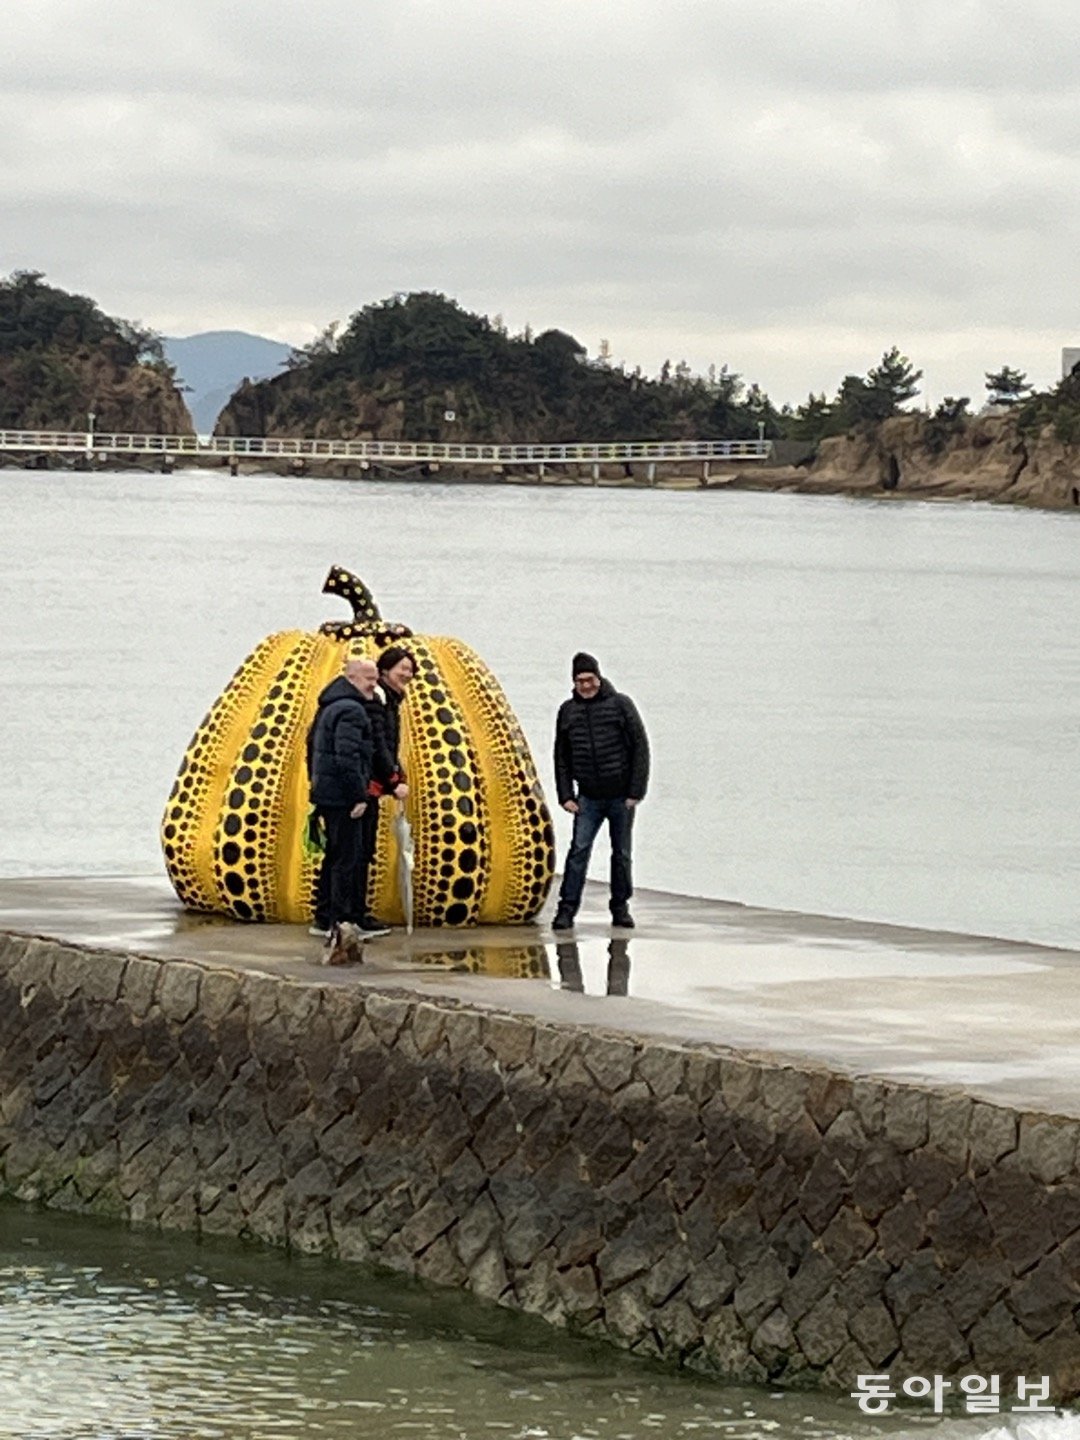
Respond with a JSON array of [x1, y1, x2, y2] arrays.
[[0, 430, 772, 463]]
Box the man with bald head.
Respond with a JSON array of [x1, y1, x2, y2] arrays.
[[307, 657, 377, 956]]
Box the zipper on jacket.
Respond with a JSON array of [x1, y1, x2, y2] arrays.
[[586, 704, 599, 786]]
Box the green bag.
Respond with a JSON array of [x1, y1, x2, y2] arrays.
[[302, 806, 326, 863]]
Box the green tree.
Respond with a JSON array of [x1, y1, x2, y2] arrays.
[[789, 392, 833, 443], [924, 396, 971, 454], [865, 346, 922, 417], [829, 349, 922, 431], [530, 329, 586, 398], [985, 366, 1032, 406], [1017, 370, 1080, 444], [833, 374, 878, 428], [287, 321, 340, 369], [933, 396, 970, 423], [336, 292, 501, 384], [741, 382, 785, 439]]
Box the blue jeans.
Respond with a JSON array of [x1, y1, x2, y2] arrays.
[[557, 795, 635, 916]]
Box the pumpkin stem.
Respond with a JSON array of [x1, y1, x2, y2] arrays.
[[322, 566, 381, 625]]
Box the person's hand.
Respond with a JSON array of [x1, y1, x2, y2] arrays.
[[393, 783, 409, 800], [350, 801, 367, 819], [562, 799, 579, 814], [625, 798, 639, 809]]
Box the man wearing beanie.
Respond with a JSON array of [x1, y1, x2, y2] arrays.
[[552, 652, 650, 931]]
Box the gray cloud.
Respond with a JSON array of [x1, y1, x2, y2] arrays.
[[4, 0, 1079, 407]]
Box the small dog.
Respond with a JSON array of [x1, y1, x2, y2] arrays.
[[323, 921, 364, 966]]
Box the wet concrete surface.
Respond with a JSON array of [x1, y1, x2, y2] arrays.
[[1, 875, 1078, 1115]]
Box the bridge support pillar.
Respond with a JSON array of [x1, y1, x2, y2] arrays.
[[591, 463, 600, 483], [538, 462, 545, 479], [161, 455, 174, 475], [291, 458, 305, 475], [647, 462, 656, 483], [702, 461, 711, 484], [229, 457, 239, 477]]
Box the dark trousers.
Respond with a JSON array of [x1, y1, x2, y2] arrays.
[[354, 798, 381, 921], [314, 806, 366, 929], [556, 937, 631, 994], [557, 794, 634, 916]]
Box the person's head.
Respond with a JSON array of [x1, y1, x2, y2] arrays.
[[345, 657, 379, 699], [572, 651, 601, 699], [377, 645, 416, 694]]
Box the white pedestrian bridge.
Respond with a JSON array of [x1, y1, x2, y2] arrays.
[[0, 429, 771, 472]]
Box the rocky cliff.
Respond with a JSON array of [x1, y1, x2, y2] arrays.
[[214, 360, 638, 446], [2, 347, 194, 435], [216, 370, 407, 442], [783, 414, 1080, 510]]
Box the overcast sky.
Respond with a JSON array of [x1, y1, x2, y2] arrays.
[[4, 0, 1079, 408]]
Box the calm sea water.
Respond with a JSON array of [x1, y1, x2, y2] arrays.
[[2, 468, 1079, 946], [0, 1202, 1073, 1440], [4, 470, 1080, 1436]]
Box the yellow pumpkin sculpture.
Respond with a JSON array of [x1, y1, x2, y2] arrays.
[[161, 566, 555, 927]]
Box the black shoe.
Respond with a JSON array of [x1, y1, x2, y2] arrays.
[[357, 915, 391, 938], [611, 907, 635, 929], [552, 907, 575, 932]]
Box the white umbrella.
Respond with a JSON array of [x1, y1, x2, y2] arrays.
[[392, 800, 415, 934]]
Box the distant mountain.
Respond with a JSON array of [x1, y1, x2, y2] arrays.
[[163, 330, 293, 433]]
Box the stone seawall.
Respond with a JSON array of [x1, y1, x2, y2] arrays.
[[3, 930, 1080, 1396]]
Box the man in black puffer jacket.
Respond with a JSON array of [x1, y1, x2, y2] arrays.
[[307, 659, 376, 950], [552, 651, 650, 931]]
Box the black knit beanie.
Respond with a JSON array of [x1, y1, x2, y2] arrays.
[[572, 651, 601, 678]]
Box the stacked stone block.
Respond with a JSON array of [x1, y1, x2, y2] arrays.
[[2, 931, 1080, 1395]]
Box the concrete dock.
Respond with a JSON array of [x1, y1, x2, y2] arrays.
[[1, 874, 1076, 1117]]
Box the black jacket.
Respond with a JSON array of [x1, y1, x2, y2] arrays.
[[554, 679, 650, 803], [361, 688, 400, 800], [376, 681, 406, 781], [306, 676, 373, 808]]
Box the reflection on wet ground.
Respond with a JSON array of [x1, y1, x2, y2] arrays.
[[415, 942, 550, 980], [5, 874, 1080, 1114], [556, 936, 631, 996]]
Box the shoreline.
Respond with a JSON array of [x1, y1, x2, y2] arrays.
[[6, 451, 1079, 512], [5, 874, 1080, 1395]]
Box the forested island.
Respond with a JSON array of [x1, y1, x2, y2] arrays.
[[5, 273, 1080, 508], [0, 272, 191, 435]]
